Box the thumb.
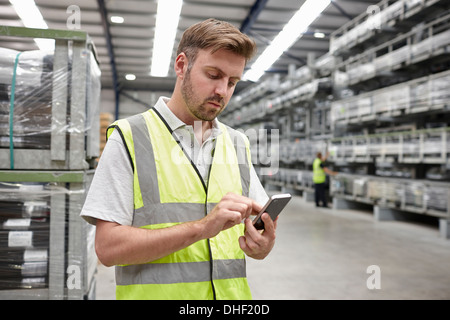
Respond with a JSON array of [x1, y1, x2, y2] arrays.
[[239, 236, 247, 251]]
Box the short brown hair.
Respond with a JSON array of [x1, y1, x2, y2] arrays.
[[177, 18, 257, 65]]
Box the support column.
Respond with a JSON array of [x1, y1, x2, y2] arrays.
[[333, 197, 361, 210], [303, 190, 315, 202], [374, 206, 407, 221], [439, 219, 450, 239]]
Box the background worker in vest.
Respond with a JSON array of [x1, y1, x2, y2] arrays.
[[313, 151, 337, 208], [80, 19, 277, 300]]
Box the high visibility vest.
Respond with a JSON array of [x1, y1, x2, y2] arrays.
[[106, 107, 252, 300], [313, 158, 326, 184]]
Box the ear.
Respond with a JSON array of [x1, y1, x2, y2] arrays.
[[174, 52, 188, 79]]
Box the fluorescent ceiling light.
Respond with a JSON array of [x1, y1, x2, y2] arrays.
[[244, 0, 331, 82], [150, 0, 183, 77], [314, 32, 326, 38], [111, 16, 124, 24], [9, 0, 55, 51], [125, 74, 136, 81]]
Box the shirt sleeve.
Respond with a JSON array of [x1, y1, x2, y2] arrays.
[[80, 129, 134, 226], [248, 164, 269, 206]]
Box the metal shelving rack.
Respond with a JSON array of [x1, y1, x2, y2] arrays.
[[333, 11, 450, 89], [221, 53, 335, 199], [221, 0, 450, 238], [329, 0, 444, 57], [331, 173, 450, 218], [0, 27, 100, 298], [331, 69, 450, 127], [329, 0, 450, 237]]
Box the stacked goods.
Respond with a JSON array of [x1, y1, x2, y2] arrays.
[[0, 48, 54, 149], [405, 182, 425, 208], [0, 175, 96, 299], [426, 185, 448, 213], [0, 27, 99, 299], [0, 183, 51, 290], [99, 112, 114, 157], [0, 43, 101, 170]]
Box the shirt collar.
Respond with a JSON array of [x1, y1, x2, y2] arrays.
[[154, 96, 222, 137]]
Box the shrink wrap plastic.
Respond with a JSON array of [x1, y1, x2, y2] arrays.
[[0, 180, 96, 295], [0, 48, 54, 149], [0, 46, 101, 170]]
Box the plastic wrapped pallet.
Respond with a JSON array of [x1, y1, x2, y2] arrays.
[[405, 182, 425, 208], [0, 34, 101, 170], [353, 177, 367, 197], [0, 48, 54, 149], [0, 171, 96, 299], [430, 73, 450, 106], [367, 180, 382, 201], [330, 174, 346, 195], [426, 185, 448, 213]]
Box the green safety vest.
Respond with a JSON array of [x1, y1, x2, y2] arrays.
[[313, 158, 326, 184], [106, 107, 252, 300]]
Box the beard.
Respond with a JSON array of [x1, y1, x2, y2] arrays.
[[181, 70, 225, 121]]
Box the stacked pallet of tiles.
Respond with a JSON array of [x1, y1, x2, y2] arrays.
[[0, 26, 100, 299]]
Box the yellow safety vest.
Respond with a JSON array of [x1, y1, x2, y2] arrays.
[[313, 158, 326, 184], [106, 107, 252, 300]]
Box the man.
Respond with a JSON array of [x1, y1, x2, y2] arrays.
[[313, 151, 336, 208], [80, 19, 276, 300]]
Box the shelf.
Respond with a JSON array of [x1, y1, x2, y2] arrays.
[[331, 173, 450, 219]]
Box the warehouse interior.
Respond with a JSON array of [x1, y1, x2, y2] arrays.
[[0, 0, 450, 300]]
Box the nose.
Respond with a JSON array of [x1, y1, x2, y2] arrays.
[[214, 79, 228, 99]]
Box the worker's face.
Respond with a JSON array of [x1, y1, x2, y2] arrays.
[[180, 48, 245, 121]]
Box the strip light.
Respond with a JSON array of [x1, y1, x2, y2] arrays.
[[9, 0, 55, 51], [151, 0, 183, 77], [244, 0, 331, 82], [111, 16, 125, 24]]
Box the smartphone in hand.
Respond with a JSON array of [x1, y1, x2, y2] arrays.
[[252, 193, 292, 230]]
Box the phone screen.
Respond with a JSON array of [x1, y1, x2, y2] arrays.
[[253, 194, 291, 230]]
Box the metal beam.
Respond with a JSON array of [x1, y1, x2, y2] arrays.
[[97, 0, 121, 120], [249, 30, 307, 65], [240, 0, 269, 34], [330, 0, 354, 21], [0, 25, 87, 41]]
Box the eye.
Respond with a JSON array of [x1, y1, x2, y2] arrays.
[[208, 72, 220, 79]]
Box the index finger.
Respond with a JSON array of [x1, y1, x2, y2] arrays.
[[233, 194, 262, 218], [251, 200, 263, 216]]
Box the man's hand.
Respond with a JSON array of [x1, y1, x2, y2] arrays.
[[200, 192, 261, 239], [239, 213, 277, 260]]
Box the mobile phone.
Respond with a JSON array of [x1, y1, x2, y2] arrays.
[[252, 193, 292, 230]]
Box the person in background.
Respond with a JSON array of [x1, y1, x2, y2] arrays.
[[313, 151, 337, 208], [80, 18, 276, 300]]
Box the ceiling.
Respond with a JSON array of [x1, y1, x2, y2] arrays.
[[0, 0, 383, 94]]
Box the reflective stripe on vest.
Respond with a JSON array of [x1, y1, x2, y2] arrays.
[[107, 108, 252, 300], [313, 158, 326, 184]]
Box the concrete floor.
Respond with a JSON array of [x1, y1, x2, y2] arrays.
[[94, 194, 450, 300]]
